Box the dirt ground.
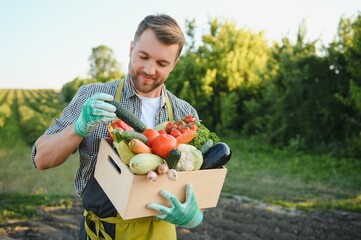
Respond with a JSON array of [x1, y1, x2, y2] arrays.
[[1, 195, 360, 240]]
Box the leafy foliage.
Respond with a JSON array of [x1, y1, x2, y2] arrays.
[[88, 45, 124, 81], [168, 17, 270, 133], [61, 77, 97, 102], [240, 13, 361, 158], [61, 45, 125, 102]]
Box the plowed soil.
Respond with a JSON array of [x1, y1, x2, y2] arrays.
[[1, 196, 360, 240]]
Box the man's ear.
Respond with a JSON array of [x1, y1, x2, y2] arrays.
[[129, 41, 135, 57]]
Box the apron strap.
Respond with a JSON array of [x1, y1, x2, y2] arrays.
[[84, 210, 114, 240], [115, 79, 125, 103], [115, 79, 174, 122], [84, 210, 155, 240], [165, 95, 174, 122]]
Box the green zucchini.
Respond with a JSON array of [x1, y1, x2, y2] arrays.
[[200, 138, 214, 155], [120, 130, 148, 144], [107, 100, 147, 132], [165, 148, 182, 169]]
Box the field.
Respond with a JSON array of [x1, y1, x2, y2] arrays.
[[0, 89, 360, 239], [0, 89, 77, 196]]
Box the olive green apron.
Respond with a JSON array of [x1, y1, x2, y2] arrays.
[[81, 79, 175, 240]]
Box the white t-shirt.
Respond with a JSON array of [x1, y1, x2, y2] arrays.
[[138, 95, 161, 128]]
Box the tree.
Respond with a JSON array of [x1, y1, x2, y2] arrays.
[[61, 77, 96, 102], [88, 45, 124, 82], [168, 17, 270, 132], [242, 13, 361, 158], [328, 12, 361, 157], [243, 21, 325, 147], [62, 45, 125, 101]]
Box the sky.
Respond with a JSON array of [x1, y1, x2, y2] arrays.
[[0, 0, 359, 89]]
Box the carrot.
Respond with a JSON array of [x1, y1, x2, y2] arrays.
[[128, 138, 152, 154], [176, 130, 196, 145]]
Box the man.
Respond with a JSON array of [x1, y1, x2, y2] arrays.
[[32, 14, 203, 239]]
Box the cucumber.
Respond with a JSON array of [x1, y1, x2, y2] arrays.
[[165, 148, 182, 169], [107, 100, 147, 132], [200, 139, 214, 154], [120, 130, 148, 144], [113, 140, 136, 165], [129, 153, 164, 175]]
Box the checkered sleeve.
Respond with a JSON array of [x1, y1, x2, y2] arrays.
[[30, 85, 88, 167]]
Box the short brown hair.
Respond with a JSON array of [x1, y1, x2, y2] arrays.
[[134, 14, 185, 58]]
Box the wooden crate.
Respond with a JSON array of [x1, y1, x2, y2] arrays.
[[94, 138, 228, 220]]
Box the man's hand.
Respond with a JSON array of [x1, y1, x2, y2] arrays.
[[74, 93, 116, 137], [147, 184, 203, 228]]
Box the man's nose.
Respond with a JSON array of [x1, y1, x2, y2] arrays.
[[143, 60, 156, 75]]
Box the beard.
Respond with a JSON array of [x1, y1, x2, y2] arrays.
[[128, 64, 164, 94]]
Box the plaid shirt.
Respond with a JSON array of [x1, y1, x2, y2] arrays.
[[31, 76, 199, 196]]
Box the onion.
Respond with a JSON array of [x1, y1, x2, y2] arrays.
[[156, 161, 169, 175], [167, 169, 178, 181], [147, 170, 158, 182]]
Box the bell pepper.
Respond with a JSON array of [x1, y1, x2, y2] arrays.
[[107, 119, 134, 142], [111, 119, 134, 131]]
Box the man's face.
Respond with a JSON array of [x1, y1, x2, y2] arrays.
[[128, 29, 179, 97]]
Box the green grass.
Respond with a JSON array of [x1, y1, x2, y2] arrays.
[[0, 145, 79, 195], [223, 136, 361, 212], [0, 193, 73, 223], [0, 144, 79, 223]]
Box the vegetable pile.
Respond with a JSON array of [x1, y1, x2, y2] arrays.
[[106, 101, 232, 182]]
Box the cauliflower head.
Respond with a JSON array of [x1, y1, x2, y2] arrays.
[[176, 144, 203, 171]]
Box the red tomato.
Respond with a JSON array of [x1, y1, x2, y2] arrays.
[[170, 129, 182, 138], [184, 115, 196, 123], [190, 124, 197, 132], [177, 120, 186, 126], [179, 126, 189, 134], [165, 122, 175, 134], [142, 128, 160, 147], [151, 134, 177, 158], [158, 129, 167, 135]]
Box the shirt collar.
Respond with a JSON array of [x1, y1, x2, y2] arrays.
[[124, 75, 167, 107]]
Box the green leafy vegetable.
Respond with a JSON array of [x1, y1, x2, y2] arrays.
[[189, 122, 220, 150]]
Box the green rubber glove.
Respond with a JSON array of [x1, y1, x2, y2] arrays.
[[147, 184, 203, 228], [74, 93, 116, 137]]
